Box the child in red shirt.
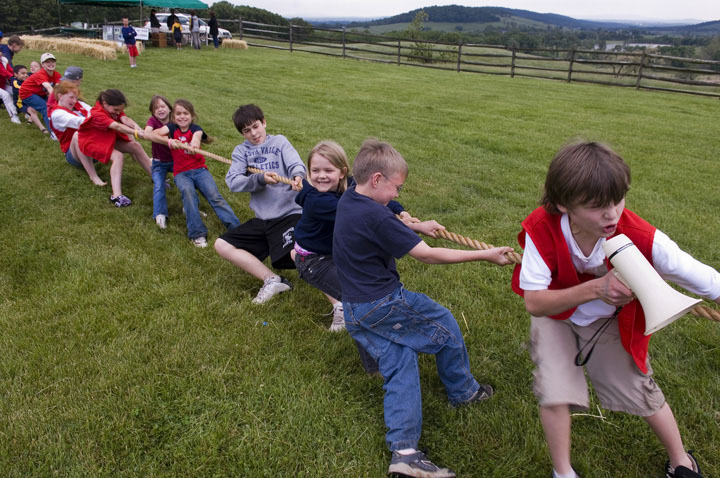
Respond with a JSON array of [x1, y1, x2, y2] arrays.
[[18, 52, 61, 137], [77, 89, 152, 207]]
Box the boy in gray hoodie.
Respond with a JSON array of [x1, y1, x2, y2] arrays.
[[215, 104, 307, 304]]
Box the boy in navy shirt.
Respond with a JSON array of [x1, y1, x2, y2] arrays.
[[333, 138, 514, 478], [121, 18, 139, 68]]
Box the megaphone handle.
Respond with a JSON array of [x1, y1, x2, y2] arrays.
[[612, 269, 632, 289]]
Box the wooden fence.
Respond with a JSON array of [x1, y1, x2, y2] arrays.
[[215, 18, 720, 98]]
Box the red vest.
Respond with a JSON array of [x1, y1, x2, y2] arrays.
[[511, 207, 657, 373], [49, 104, 88, 153]]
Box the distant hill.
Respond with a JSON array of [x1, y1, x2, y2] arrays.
[[344, 5, 635, 31]]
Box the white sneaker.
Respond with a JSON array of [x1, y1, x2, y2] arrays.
[[49, 131, 58, 141], [10, 115, 21, 124], [329, 303, 346, 332], [155, 214, 167, 229], [191, 236, 207, 248], [252, 276, 292, 304]]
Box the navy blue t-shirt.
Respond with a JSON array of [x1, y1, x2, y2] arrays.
[[333, 187, 421, 303], [294, 177, 404, 256]]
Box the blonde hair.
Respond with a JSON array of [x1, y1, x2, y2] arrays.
[[307, 141, 349, 193], [352, 138, 408, 185]]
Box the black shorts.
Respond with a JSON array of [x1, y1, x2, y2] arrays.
[[219, 214, 301, 270]]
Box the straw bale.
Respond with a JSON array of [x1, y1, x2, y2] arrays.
[[221, 39, 249, 50], [10, 36, 118, 60]]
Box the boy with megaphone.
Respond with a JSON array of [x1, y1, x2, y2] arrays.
[[511, 141, 720, 478]]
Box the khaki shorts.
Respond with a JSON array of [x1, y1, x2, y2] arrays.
[[529, 316, 665, 416]]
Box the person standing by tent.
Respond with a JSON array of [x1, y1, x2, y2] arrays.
[[149, 9, 161, 33], [166, 10, 179, 46], [190, 11, 201, 50], [208, 11, 219, 49]]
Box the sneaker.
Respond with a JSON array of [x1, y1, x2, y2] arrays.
[[329, 303, 345, 332], [10, 115, 21, 124], [666, 451, 702, 478], [456, 384, 494, 407], [252, 276, 292, 304], [109, 195, 132, 207], [388, 450, 456, 478], [155, 214, 167, 230], [49, 131, 58, 141], [191, 236, 208, 248]]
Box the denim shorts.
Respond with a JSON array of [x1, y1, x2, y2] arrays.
[[65, 150, 82, 168]]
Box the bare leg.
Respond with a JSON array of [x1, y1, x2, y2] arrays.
[[71, 133, 106, 186], [540, 404, 573, 475], [214, 238, 275, 281], [116, 140, 151, 176], [27, 108, 45, 132], [644, 403, 693, 470], [109, 149, 125, 197]]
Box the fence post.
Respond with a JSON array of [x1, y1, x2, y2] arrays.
[[342, 27, 346, 58], [567, 48, 575, 83], [456, 41, 462, 72], [289, 24, 294, 52], [238, 16, 243, 40], [635, 51, 646, 89], [397, 40, 401, 65], [511, 47, 516, 78]]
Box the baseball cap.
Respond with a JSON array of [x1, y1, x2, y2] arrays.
[[61, 66, 83, 81], [40, 52, 56, 63]]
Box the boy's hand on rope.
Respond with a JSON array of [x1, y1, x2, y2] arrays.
[[398, 211, 420, 224], [411, 220, 446, 238], [486, 246, 516, 266], [263, 172, 280, 184], [291, 176, 303, 191]]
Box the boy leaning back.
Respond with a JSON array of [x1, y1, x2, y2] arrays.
[[333, 139, 513, 478], [215, 104, 306, 304], [511, 142, 720, 478]]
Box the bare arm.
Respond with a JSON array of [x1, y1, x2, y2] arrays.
[[524, 272, 633, 317], [119, 115, 142, 130], [408, 240, 514, 266]]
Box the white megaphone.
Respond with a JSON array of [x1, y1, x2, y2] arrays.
[[602, 234, 701, 335]]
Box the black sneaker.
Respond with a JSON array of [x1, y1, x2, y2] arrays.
[[665, 450, 702, 478], [455, 384, 494, 407], [388, 450, 455, 478]]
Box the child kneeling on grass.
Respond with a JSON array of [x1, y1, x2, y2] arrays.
[[144, 99, 240, 247], [511, 141, 720, 478], [333, 138, 514, 478], [214, 104, 306, 304]]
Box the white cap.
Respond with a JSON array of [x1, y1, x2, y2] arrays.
[[40, 52, 56, 63]]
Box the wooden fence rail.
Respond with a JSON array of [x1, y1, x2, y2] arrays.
[[214, 18, 720, 98]]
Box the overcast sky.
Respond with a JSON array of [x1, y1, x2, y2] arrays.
[[228, 1, 720, 22]]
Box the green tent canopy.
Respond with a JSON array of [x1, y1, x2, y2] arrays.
[[58, 0, 208, 9]]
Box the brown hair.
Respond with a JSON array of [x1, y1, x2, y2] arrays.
[[7, 35, 24, 47], [307, 141, 350, 193], [97, 89, 127, 107], [149, 94, 171, 115], [172, 99, 214, 144], [541, 141, 631, 214], [352, 138, 408, 185]]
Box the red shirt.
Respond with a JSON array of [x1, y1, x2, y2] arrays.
[[511, 207, 657, 373], [78, 101, 130, 163], [19, 69, 61, 99], [167, 122, 206, 175]]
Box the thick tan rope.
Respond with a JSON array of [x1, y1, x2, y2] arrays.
[[168, 141, 720, 323]]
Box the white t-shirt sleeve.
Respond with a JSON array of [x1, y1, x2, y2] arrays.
[[518, 233, 552, 291], [50, 109, 84, 132], [652, 230, 720, 300]]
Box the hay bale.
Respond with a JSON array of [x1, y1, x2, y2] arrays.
[[11, 36, 118, 60], [221, 39, 248, 50]]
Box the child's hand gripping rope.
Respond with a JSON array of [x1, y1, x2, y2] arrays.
[[165, 141, 720, 323]]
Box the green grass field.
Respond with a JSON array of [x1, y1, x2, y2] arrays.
[[0, 43, 719, 478]]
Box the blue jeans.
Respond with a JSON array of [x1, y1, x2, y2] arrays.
[[22, 94, 50, 132], [152, 160, 174, 218], [211, 34, 219, 48], [343, 287, 480, 451], [174, 168, 241, 239]]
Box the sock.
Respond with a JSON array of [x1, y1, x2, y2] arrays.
[[395, 448, 418, 455], [553, 469, 577, 478]]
